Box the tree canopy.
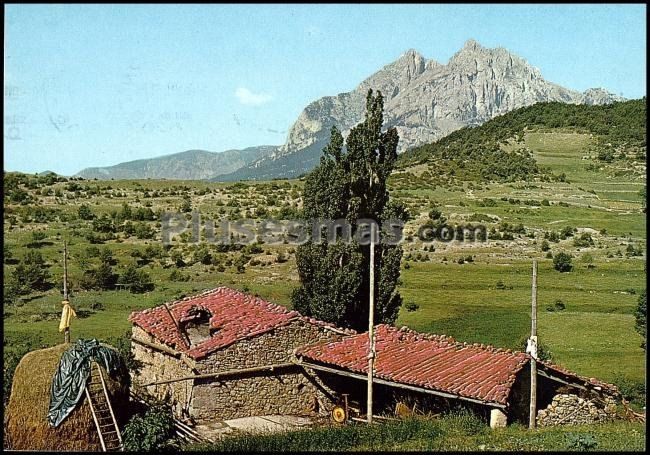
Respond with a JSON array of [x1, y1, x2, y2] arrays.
[[291, 90, 407, 331]]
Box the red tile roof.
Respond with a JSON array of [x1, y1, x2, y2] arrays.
[[536, 360, 620, 397], [130, 287, 352, 360], [296, 325, 620, 406], [296, 324, 530, 406]]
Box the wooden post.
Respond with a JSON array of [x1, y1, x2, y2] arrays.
[[63, 241, 70, 343], [529, 259, 538, 429], [367, 222, 376, 424], [63, 240, 69, 300]]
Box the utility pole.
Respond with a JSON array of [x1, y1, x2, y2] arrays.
[[60, 240, 73, 344], [63, 240, 69, 300], [529, 259, 538, 428], [367, 222, 376, 424]]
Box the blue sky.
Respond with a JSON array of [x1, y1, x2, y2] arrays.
[[4, 4, 646, 175]]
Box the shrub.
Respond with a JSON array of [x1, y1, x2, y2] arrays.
[[405, 302, 419, 312], [553, 252, 573, 272], [554, 299, 566, 311], [80, 263, 117, 290], [560, 226, 575, 239], [77, 204, 95, 220], [169, 269, 189, 282], [540, 239, 550, 252], [122, 405, 176, 451], [613, 373, 646, 406], [134, 222, 155, 240], [565, 433, 598, 451], [120, 264, 154, 294], [12, 251, 52, 293], [193, 247, 212, 265], [573, 232, 594, 248]]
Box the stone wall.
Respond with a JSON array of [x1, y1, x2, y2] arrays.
[[130, 326, 196, 419], [190, 320, 343, 421], [196, 320, 341, 373], [536, 393, 618, 426], [131, 320, 344, 422]]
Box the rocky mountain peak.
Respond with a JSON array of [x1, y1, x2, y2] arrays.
[[217, 40, 624, 181], [462, 38, 482, 51]]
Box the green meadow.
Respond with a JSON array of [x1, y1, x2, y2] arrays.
[[4, 129, 646, 406]]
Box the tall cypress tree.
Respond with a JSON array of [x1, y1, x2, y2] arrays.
[[291, 89, 407, 331]]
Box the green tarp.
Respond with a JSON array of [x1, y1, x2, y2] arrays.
[[47, 339, 124, 428]]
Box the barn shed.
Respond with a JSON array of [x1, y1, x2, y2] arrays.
[[294, 324, 622, 427]]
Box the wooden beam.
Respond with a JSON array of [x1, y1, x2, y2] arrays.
[[132, 337, 182, 358], [536, 368, 589, 392], [296, 359, 506, 409], [163, 302, 191, 348], [141, 362, 295, 387]]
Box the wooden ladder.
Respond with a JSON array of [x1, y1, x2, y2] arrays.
[[85, 361, 123, 452]]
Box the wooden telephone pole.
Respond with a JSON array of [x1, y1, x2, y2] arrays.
[[63, 241, 69, 300], [63, 241, 71, 343], [367, 223, 376, 424], [529, 259, 538, 428]]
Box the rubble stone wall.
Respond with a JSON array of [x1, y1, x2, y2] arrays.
[[130, 326, 195, 419], [536, 393, 618, 426], [131, 320, 344, 422]]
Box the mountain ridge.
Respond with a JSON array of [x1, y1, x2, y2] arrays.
[[75, 146, 277, 180], [216, 40, 623, 181]]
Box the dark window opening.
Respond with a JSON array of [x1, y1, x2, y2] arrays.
[[182, 307, 213, 346]]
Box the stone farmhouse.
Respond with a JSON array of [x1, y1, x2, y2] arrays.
[[129, 287, 354, 421], [130, 287, 622, 428]]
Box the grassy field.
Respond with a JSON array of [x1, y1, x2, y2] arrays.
[[185, 413, 646, 452], [4, 130, 646, 415]]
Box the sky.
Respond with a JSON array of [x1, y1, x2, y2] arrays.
[[4, 4, 647, 175]]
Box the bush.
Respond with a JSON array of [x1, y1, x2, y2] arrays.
[[405, 302, 419, 312], [11, 251, 52, 293], [553, 299, 566, 311], [122, 405, 176, 451], [134, 222, 155, 240], [80, 263, 117, 290], [107, 330, 143, 375], [613, 373, 646, 406], [553, 252, 573, 272], [120, 264, 154, 294], [78, 204, 94, 220], [169, 269, 189, 282], [573, 232, 594, 248], [565, 433, 598, 451], [560, 226, 575, 239], [540, 239, 550, 252]]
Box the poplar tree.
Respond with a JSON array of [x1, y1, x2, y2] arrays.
[[291, 89, 407, 331]]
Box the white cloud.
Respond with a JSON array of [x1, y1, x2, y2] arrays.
[[234, 87, 273, 106]]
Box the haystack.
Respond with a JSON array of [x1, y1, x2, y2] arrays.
[[5, 343, 130, 451]]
